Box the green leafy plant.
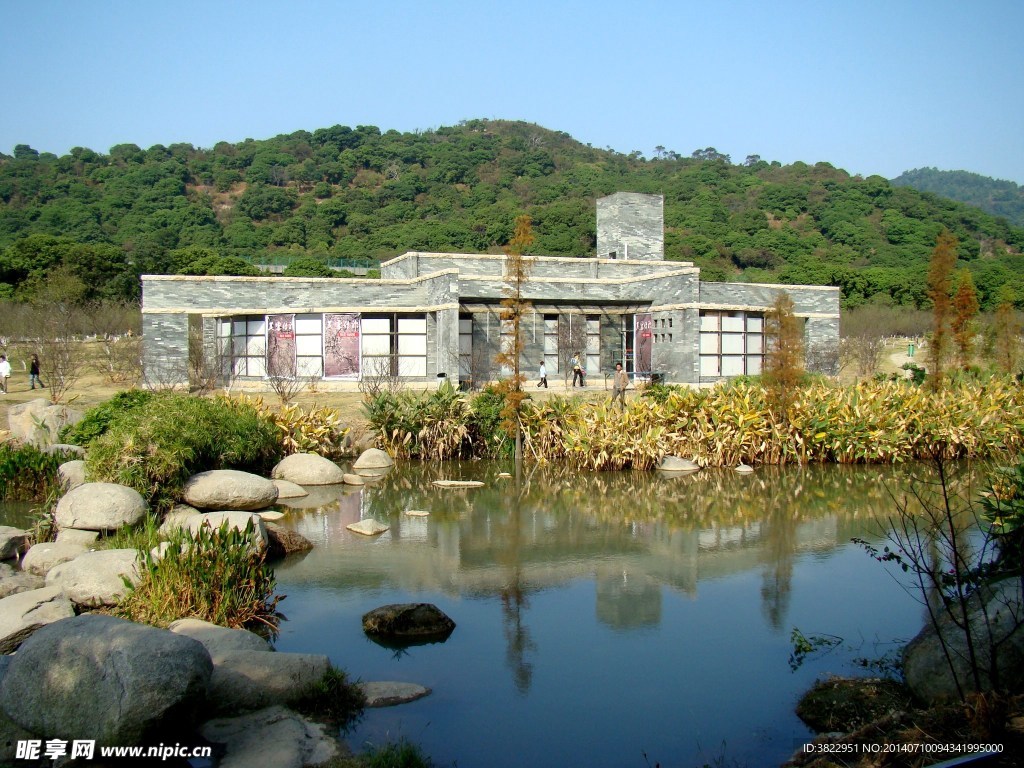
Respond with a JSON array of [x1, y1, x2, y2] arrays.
[[117, 519, 282, 630], [85, 393, 281, 511], [60, 388, 155, 445], [0, 443, 74, 501], [292, 667, 366, 727]]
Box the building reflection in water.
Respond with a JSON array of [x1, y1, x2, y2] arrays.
[[277, 461, 942, 647]]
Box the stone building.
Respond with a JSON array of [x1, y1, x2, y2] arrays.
[[141, 192, 840, 388]]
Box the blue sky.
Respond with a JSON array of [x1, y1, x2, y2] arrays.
[[2, 0, 1022, 183]]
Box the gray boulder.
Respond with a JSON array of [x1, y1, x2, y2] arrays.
[[159, 503, 202, 536], [352, 448, 393, 471], [182, 470, 279, 511], [0, 526, 31, 561], [362, 603, 456, 641], [0, 586, 75, 654], [0, 562, 44, 599], [271, 453, 345, 486], [6, 399, 82, 448], [903, 578, 1024, 703], [265, 522, 314, 559], [0, 706, 38, 767], [660, 456, 700, 472], [21, 541, 88, 576], [185, 512, 268, 551], [58, 459, 86, 489], [55, 527, 100, 546], [168, 618, 271, 661], [272, 478, 308, 499], [342, 473, 365, 486], [0, 614, 213, 744], [206, 650, 331, 715], [45, 549, 141, 607], [200, 705, 340, 768], [54, 482, 148, 531], [359, 681, 432, 708]]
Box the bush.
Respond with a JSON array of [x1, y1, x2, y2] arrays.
[[85, 393, 281, 511], [60, 388, 156, 445], [293, 667, 366, 727], [0, 443, 75, 501], [363, 739, 436, 768], [117, 519, 282, 630]]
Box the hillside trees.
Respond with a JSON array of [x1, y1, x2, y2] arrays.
[[0, 119, 1022, 308]]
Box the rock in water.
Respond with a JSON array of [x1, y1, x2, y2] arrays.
[[362, 603, 456, 641]]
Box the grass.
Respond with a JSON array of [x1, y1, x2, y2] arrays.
[[116, 519, 282, 630], [292, 667, 367, 728]]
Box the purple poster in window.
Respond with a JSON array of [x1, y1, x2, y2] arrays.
[[267, 314, 296, 378], [635, 313, 653, 376], [324, 313, 361, 378]]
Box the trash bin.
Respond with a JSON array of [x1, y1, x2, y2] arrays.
[[907, 343, 915, 358]]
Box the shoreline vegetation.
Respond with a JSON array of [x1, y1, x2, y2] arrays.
[[4, 374, 1024, 767]]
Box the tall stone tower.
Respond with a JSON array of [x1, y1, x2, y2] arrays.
[[596, 192, 664, 261]]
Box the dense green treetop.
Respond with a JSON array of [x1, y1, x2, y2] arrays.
[[892, 167, 1024, 228], [1, 119, 1022, 309]]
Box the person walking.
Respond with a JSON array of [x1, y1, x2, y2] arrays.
[[571, 353, 585, 388], [0, 355, 11, 394], [611, 362, 630, 410], [537, 360, 548, 388], [29, 354, 45, 390]]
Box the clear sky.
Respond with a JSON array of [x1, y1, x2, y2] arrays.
[[2, 0, 1022, 183]]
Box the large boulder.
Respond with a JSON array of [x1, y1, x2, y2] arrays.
[[54, 482, 148, 531], [0, 563, 44, 599], [182, 470, 279, 511], [903, 578, 1024, 703], [0, 614, 213, 744], [272, 478, 308, 499], [45, 549, 141, 607], [0, 586, 75, 654], [58, 459, 86, 490], [362, 603, 456, 642], [168, 618, 271, 661], [158, 503, 202, 536], [352, 448, 393, 472], [271, 453, 345, 486], [264, 522, 314, 558], [20, 541, 88, 576], [184, 512, 269, 552], [200, 705, 340, 768], [6, 399, 82, 448], [206, 650, 331, 715], [0, 526, 31, 561], [55, 527, 100, 546]]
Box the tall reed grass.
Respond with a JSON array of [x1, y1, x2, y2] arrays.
[[366, 378, 1024, 470]]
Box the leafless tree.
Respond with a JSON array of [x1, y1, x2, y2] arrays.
[[358, 354, 405, 400]]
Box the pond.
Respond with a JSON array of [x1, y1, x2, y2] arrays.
[[270, 462, 930, 768]]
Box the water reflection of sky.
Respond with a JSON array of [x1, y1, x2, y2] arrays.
[[271, 462, 943, 768]]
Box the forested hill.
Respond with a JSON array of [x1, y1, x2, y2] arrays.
[[892, 168, 1024, 229], [1, 119, 1023, 310]]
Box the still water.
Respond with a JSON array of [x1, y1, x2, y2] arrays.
[[271, 462, 931, 768]]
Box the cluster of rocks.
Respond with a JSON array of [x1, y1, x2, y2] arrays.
[[1, 400, 440, 765], [0, 614, 351, 767]]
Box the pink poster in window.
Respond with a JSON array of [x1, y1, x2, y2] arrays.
[[324, 313, 361, 378]]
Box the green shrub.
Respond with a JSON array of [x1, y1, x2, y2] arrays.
[[117, 519, 282, 630], [363, 739, 436, 768], [293, 667, 366, 726], [0, 443, 74, 501], [85, 393, 281, 511], [60, 389, 156, 446]]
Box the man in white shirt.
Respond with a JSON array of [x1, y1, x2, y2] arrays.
[[0, 355, 11, 394]]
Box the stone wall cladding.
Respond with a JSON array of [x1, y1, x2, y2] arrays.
[[697, 282, 840, 316], [596, 192, 665, 261]]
